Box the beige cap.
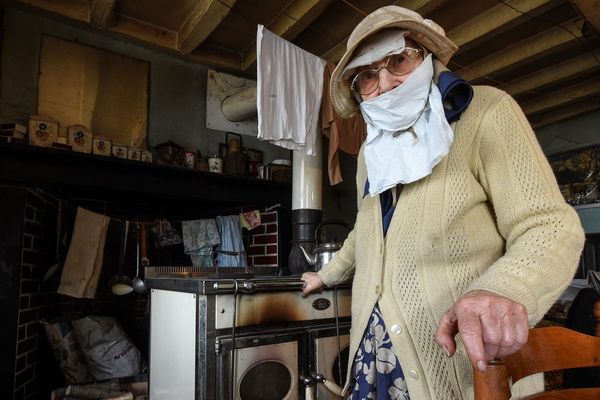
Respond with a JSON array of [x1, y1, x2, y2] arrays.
[[330, 6, 458, 118]]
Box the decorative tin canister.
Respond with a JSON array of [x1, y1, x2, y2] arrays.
[[183, 151, 196, 169], [112, 145, 128, 159], [128, 148, 142, 161], [28, 115, 59, 147], [93, 137, 112, 156], [67, 125, 93, 153]]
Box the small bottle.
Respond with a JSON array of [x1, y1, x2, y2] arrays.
[[224, 136, 247, 176]]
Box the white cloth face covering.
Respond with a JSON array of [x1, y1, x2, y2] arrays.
[[256, 25, 326, 156], [360, 54, 454, 196]]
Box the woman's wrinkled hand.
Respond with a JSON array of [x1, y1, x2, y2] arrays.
[[300, 272, 324, 296], [434, 290, 529, 372]]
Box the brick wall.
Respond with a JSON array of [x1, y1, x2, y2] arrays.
[[5, 188, 150, 400], [246, 211, 279, 268], [14, 190, 61, 399]]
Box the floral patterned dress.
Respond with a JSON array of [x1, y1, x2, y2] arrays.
[[348, 304, 410, 400]]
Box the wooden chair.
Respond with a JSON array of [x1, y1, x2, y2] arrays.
[[473, 301, 600, 400]]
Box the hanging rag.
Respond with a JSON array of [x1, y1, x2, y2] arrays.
[[256, 25, 326, 155], [321, 62, 367, 185], [182, 219, 221, 267], [58, 207, 109, 299], [239, 210, 261, 230], [215, 215, 247, 268]]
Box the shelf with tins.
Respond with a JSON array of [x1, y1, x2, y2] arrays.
[[0, 142, 291, 217]]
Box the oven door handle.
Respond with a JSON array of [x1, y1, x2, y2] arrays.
[[212, 279, 305, 293]]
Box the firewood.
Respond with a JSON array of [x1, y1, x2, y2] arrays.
[[65, 384, 129, 399]]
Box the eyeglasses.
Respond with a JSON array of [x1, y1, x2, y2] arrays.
[[350, 48, 423, 96]]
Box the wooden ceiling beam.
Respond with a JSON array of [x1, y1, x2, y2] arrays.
[[447, 0, 550, 47], [177, 0, 237, 55], [322, 0, 443, 63], [530, 96, 600, 129], [242, 0, 332, 71], [17, 0, 90, 22], [189, 45, 244, 74], [458, 19, 584, 81], [505, 50, 600, 96], [111, 14, 178, 50], [570, 0, 600, 34], [521, 77, 600, 114], [90, 0, 116, 29]]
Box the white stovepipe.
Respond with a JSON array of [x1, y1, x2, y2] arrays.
[[221, 85, 258, 122], [292, 135, 322, 210]]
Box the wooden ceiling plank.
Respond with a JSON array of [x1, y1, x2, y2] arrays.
[[90, 0, 116, 29], [531, 97, 600, 128], [110, 14, 178, 50], [448, 0, 550, 47], [570, 0, 600, 34], [242, 0, 333, 70], [395, 0, 446, 16], [177, 0, 237, 55], [189, 45, 243, 73], [458, 19, 584, 81], [505, 50, 600, 96], [272, 0, 332, 39], [322, 0, 441, 63], [17, 0, 90, 22], [522, 77, 600, 114], [322, 39, 348, 63]]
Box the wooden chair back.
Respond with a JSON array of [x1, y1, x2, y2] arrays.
[[473, 301, 600, 400]]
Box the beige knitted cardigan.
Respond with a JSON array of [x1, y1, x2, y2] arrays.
[[318, 86, 585, 400]]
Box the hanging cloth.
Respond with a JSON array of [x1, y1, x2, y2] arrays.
[[182, 219, 221, 267], [256, 25, 326, 155], [321, 62, 367, 185], [58, 207, 109, 299], [215, 215, 247, 268]]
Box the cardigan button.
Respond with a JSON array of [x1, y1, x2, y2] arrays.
[[375, 285, 380, 294], [390, 324, 402, 335], [408, 369, 419, 381]]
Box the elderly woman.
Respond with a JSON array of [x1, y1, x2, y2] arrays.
[[301, 5, 584, 400]]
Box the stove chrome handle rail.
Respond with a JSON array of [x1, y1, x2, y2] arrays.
[[300, 375, 315, 400], [212, 279, 305, 293], [311, 372, 343, 396]]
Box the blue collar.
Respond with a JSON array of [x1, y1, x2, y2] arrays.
[[437, 71, 473, 123]]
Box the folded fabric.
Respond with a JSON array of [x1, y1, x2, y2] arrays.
[[239, 210, 261, 230], [256, 25, 326, 155], [58, 207, 109, 299], [215, 215, 247, 268], [182, 219, 221, 267]]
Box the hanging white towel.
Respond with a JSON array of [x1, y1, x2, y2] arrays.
[[256, 25, 326, 155]]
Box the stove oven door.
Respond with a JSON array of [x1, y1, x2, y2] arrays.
[[216, 332, 303, 400], [309, 324, 351, 400]]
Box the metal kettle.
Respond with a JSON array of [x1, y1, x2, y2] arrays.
[[299, 221, 349, 272]]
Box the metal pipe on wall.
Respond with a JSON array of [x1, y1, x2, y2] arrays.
[[221, 86, 257, 122]]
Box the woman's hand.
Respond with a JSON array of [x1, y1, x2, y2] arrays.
[[435, 290, 529, 372], [301, 272, 324, 296]]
